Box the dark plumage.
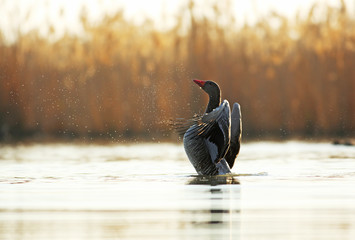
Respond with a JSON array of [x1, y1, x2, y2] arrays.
[[182, 79, 242, 175]]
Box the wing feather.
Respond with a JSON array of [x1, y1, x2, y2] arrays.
[[224, 103, 242, 169], [190, 100, 231, 163]]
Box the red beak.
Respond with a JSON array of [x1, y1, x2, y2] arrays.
[[193, 79, 206, 87]]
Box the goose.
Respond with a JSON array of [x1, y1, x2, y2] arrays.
[[182, 79, 242, 175]]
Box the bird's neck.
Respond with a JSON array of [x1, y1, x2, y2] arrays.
[[205, 94, 221, 113]]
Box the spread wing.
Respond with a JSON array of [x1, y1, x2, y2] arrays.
[[224, 103, 242, 169], [169, 115, 201, 138], [184, 100, 231, 164]]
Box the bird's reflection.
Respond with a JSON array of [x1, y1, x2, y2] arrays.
[[184, 175, 241, 239], [187, 175, 240, 186]]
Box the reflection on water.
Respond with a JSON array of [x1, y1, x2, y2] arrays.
[[186, 176, 241, 239], [0, 179, 241, 240], [0, 141, 355, 239], [180, 181, 241, 240], [188, 175, 240, 185]]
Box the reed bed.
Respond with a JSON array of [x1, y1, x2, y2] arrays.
[[0, 0, 354, 141]]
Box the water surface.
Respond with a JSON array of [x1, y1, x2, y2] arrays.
[[0, 141, 354, 239]]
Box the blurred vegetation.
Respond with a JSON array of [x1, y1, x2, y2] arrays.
[[0, 0, 354, 142]]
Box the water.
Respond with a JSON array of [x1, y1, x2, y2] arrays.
[[0, 141, 354, 239]]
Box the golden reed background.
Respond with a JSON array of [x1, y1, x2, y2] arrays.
[[0, 0, 354, 141]]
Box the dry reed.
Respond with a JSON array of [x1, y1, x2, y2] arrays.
[[0, 0, 354, 141]]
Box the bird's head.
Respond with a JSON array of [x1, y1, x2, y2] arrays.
[[193, 79, 220, 98]]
